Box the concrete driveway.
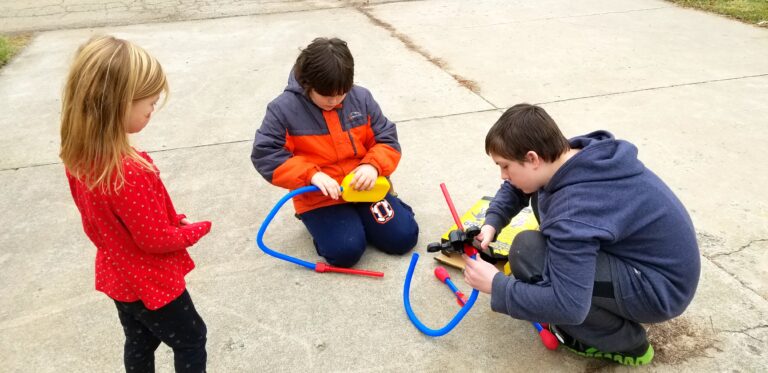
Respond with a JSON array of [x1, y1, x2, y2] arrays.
[[1, 0, 766, 371]]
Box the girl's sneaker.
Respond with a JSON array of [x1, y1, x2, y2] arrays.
[[548, 324, 654, 366]]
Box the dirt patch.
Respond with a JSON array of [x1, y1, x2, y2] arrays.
[[356, 6, 481, 93], [582, 360, 613, 373], [647, 317, 719, 365], [573, 318, 719, 372], [454, 75, 480, 93]]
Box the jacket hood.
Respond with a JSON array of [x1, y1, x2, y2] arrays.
[[545, 130, 645, 192], [285, 70, 305, 95]]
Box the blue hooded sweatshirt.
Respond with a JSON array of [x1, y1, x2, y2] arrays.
[[486, 131, 700, 325]]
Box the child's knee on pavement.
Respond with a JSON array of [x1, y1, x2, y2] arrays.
[[373, 211, 418, 255], [377, 225, 418, 256], [318, 233, 367, 268]]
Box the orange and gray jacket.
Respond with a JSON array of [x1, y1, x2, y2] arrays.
[[251, 72, 401, 214]]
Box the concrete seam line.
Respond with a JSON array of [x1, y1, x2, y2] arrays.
[[354, 4, 499, 109], [537, 73, 768, 105]]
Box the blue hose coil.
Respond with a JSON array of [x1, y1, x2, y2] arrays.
[[403, 252, 479, 336], [259, 186, 477, 336], [256, 185, 321, 270]]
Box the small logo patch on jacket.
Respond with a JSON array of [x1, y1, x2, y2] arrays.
[[348, 111, 364, 122], [370, 199, 395, 224]]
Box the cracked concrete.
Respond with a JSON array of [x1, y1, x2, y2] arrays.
[[709, 239, 768, 299], [710, 239, 768, 258], [1, 0, 767, 372], [0, 0, 399, 33]]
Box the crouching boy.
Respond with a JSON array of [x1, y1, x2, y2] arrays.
[[463, 104, 700, 366]]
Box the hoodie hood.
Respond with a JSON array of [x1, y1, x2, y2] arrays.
[[545, 130, 645, 193]]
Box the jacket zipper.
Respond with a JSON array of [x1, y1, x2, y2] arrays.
[[339, 108, 358, 157]]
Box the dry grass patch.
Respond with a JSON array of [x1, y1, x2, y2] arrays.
[[647, 317, 719, 364], [0, 33, 33, 68]]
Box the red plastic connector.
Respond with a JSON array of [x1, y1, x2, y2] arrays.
[[454, 291, 467, 306], [314, 262, 384, 277]]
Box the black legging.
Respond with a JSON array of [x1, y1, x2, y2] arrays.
[[114, 290, 207, 373]]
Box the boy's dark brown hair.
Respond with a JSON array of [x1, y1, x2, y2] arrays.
[[294, 37, 354, 96], [485, 103, 570, 163]]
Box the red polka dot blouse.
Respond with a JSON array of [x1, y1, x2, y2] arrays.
[[66, 151, 211, 310]]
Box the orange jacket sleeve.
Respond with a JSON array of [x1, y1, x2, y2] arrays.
[[251, 104, 321, 189]]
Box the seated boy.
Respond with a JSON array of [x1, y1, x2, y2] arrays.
[[463, 103, 700, 366], [251, 37, 419, 268]]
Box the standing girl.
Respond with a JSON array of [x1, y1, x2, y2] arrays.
[[60, 35, 210, 372]]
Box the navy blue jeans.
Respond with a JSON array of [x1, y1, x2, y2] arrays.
[[300, 193, 419, 267], [114, 290, 207, 373]]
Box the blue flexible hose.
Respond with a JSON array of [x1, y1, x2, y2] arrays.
[[256, 185, 322, 270], [262, 186, 477, 336], [444, 278, 462, 295], [403, 252, 479, 336]]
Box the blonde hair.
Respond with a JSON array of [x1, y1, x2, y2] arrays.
[[60, 35, 169, 193]]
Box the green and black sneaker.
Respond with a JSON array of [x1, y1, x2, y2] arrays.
[[548, 324, 654, 366]]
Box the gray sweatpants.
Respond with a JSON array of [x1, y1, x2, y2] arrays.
[[509, 230, 647, 352]]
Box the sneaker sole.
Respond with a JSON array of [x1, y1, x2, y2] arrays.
[[563, 344, 654, 366]]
